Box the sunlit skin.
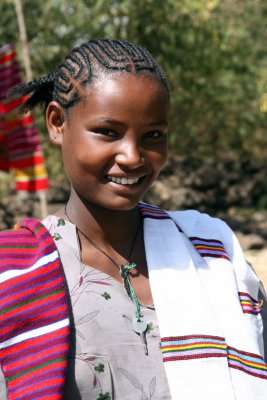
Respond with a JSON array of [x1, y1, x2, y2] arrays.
[[46, 74, 170, 304]]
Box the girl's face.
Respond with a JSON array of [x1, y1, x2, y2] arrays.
[[47, 74, 169, 212]]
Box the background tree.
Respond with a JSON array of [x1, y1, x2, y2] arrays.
[[1, 0, 267, 179]]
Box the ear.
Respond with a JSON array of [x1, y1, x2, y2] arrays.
[[46, 101, 67, 146]]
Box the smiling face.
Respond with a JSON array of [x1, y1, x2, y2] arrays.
[[47, 73, 169, 212]]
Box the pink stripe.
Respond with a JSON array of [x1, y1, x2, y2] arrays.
[[0, 73, 21, 88], [163, 348, 227, 358], [8, 144, 42, 158], [0, 62, 20, 77]]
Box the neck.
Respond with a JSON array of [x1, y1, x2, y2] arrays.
[[65, 189, 141, 249]]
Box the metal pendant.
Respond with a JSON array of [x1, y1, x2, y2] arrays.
[[132, 317, 147, 334]]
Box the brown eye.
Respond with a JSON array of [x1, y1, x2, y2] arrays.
[[94, 128, 117, 137], [145, 131, 164, 139]]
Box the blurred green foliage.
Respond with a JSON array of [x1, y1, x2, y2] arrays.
[[1, 0, 267, 180]]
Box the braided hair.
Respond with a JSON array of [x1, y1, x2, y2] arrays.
[[9, 39, 169, 113]]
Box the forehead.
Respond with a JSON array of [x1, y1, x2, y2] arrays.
[[90, 71, 169, 94], [75, 73, 170, 118]]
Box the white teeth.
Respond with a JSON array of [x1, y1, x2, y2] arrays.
[[108, 176, 139, 185]]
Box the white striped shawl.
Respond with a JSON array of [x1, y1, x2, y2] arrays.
[[140, 203, 267, 400]]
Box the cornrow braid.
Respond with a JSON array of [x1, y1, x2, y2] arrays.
[[8, 72, 57, 113], [8, 39, 169, 113]]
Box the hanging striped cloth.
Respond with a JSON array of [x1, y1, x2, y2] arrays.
[[0, 218, 70, 399], [0, 43, 49, 192]]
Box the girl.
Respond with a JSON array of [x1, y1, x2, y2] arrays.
[[0, 39, 267, 400]]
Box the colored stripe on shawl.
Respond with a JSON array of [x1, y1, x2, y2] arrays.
[[161, 334, 227, 360], [0, 218, 70, 399], [239, 292, 263, 315], [189, 236, 230, 260], [139, 203, 173, 220], [161, 335, 267, 380]]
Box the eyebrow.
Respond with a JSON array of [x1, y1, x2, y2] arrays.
[[95, 118, 168, 127]]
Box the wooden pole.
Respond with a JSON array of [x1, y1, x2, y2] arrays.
[[13, 0, 48, 219], [13, 0, 33, 81]]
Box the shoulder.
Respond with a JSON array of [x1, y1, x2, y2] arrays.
[[42, 214, 62, 235], [167, 209, 239, 260], [0, 217, 51, 245], [140, 202, 234, 247], [168, 209, 232, 236], [0, 217, 58, 268], [140, 203, 231, 235]]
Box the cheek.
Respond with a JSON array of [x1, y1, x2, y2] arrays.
[[62, 143, 108, 184], [149, 146, 168, 172]]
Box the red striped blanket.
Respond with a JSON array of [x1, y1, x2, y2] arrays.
[[0, 218, 70, 399], [0, 43, 49, 192]]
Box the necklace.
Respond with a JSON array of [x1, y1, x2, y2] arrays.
[[64, 204, 149, 355]]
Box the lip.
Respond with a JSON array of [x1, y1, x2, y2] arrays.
[[105, 174, 146, 187], [108, 175, 140, 184]]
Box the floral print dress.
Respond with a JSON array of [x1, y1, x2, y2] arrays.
[[42, 215, 171, 400]]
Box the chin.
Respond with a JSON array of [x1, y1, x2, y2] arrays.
[[103, 197, 143, 212]]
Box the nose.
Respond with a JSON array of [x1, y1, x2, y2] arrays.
[[115, 140, 145, 169]]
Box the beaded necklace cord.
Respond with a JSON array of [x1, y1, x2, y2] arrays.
[[64, 204, 148, 352]]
